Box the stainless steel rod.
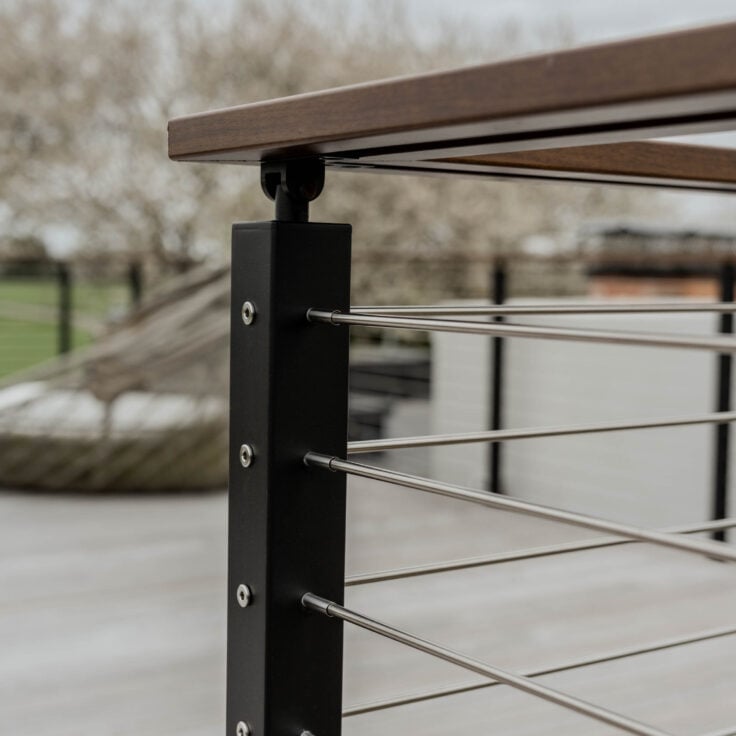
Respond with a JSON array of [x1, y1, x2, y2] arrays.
[[303, 593, 673, 736], [345, 518, 736, 586], [307, 309, 736, 352], [305, 453, 736, 564], [352, 302, 736, 316], [342, 623, 736, 717], [348, 411, 736, 454]]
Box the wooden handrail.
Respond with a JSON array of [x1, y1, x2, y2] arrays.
[[168, 21, 736, 192]]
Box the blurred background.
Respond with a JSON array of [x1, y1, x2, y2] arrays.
[[2, 1, 736, 734]]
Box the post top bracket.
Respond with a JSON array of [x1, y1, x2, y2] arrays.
[[261, 159, 325, 222]]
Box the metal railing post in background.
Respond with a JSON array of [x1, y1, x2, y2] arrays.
[[489, 259, 506, 493], [57, 261, 72, 355], [128, 261, 143, 309], [712, 261, 734, 541], [227, 159, 351, 736]]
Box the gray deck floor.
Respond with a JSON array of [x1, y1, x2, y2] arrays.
[[1, 478, 735, 735]]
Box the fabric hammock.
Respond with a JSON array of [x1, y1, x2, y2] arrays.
[[0, 266, 231, 492]]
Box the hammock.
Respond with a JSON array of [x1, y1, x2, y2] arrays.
[[0, 266, 231, 492]]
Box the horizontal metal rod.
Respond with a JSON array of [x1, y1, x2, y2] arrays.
[[303, 593, 672, 736], [342, 623, 736, 717], [345, 517, 736, 586], [347, 411, 736, 454], [351, 302, 736, 316], [305, 453, 736, 564], [307, 309, 736, 352]]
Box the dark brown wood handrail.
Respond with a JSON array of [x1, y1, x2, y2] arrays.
[[168, 21, 736, 192]]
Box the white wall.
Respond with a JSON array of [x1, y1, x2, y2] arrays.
[[432, 299, 730, 527], [431, 313, 491, 490]]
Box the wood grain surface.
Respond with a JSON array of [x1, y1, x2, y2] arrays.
[[422, 141, 736, 192]]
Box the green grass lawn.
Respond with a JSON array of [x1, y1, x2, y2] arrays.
[[0, 319, 94, 377], [0, 278, 130, 379], [0, 278, 128, 314]]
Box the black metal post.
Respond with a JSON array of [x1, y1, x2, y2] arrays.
[[128, 261, 143, 309], [227, 160, 350, 736], [712, 262, 734, 542], [57, 262, 72, 354], [489, 260, 506, 494]]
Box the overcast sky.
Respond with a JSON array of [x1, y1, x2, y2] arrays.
[[396, 0, 736, 46]]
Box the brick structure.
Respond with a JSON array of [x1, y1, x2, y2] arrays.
[[582, 224, 736, 298]]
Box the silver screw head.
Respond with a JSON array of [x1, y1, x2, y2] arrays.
[[239, 444, 254, 468], [236, 722, 251, 736], [241, 301, 256, 325], [236, 584, 252, 608]]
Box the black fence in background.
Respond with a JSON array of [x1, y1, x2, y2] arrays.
[[490, 259, 735, 541], [0, 259, 144, 376], [714, 263, 735, 541]]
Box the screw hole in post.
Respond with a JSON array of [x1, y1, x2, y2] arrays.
[[241, 301, 256, 326], [236, 584, 252, 608], [239, 444, 254, 468]]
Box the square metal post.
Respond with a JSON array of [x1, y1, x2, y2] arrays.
[[57, 261, 72, 355], [488, 259, 506, 494], [227, 220, 351, 736], [712, 261, 734, 541]]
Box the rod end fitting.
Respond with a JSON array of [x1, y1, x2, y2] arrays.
[[303, 452, 337, 471], [302, 592, 333, 616]]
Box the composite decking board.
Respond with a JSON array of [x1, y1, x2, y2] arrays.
[[3, 482, 736, 735], [169, 21, 736, 179]]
